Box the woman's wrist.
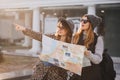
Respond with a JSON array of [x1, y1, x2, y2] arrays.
[[84, 50, 91, 56]]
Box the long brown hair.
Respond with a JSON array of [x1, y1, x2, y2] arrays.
[[55, 17, 73, 43], [72, 15, 94, 48]]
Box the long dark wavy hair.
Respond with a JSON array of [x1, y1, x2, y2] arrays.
[[72, 15, 95, 48], [55, 17, 73, 43]]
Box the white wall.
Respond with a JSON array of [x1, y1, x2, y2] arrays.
[[0, 19, 24, 41], [44, 17, 58, 34]]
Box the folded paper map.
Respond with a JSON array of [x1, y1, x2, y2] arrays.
[[40, 35, 87, 75]]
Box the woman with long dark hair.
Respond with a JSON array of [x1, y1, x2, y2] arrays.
[[70, 14, 104, 80], [14, 17, 74, 80]]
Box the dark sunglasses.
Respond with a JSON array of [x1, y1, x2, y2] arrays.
[[80, 19, 89, 24]]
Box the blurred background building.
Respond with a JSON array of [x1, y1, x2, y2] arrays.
[[0, 0, 120, 57]]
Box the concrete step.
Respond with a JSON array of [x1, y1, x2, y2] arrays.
[[0, 69, 33, 80]]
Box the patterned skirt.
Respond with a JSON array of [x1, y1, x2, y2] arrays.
[[31, 60, 50, 80], [31, 60, 68, 80], [44, 66, 68, 80]]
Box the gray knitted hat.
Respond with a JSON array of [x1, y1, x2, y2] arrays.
[[67, 19, 74, 33], [85, 14, 101, 29]]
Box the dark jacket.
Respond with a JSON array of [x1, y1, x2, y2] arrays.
[[70, 32, 102, 80]]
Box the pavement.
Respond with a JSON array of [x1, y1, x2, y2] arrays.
[[0, 49, 120, 80], [0, 69, 32, 80], [0, 52, 37, 80]]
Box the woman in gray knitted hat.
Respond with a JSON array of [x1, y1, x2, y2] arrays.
[[70, 14, 104, 80]]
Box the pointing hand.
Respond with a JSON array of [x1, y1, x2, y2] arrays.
[[13, 23, 26, 31]]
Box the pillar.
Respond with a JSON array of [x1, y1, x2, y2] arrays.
[[22, 12, 32, 47], [87, 4, 96, 15], [29, 7, 41, 54]]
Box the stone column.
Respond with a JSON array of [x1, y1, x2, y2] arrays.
[[29, 7, 41, 54], [22, 12, 32, 47], [15, 12, 19, 20], [87, 4, 98, 33], [87, 4, 96, 15], [40, 14, 45, 34]]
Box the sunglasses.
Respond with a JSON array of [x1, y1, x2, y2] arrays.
[[80, 19, 89, 24]]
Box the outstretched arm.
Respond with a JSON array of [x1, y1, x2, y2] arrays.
[[14, 23, 42, 41]]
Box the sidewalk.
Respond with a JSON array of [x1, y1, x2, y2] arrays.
[[0, 69, 32, 80], [0, 48, 120, 80], [0, 52, 38, 80]]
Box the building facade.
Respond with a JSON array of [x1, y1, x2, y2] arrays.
[[0, 0, 120, 56]]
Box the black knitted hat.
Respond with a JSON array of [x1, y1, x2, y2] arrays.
[[85, 14, 101, 29]]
